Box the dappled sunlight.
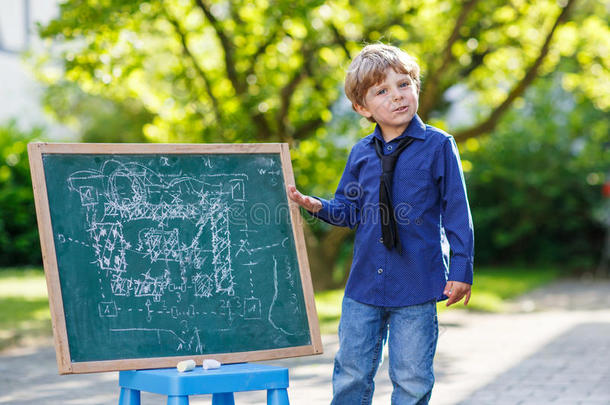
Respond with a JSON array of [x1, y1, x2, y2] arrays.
[[0, 0, 608, 401]]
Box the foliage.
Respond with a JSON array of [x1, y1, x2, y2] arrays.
[[32, 0, 609, 176], [0, 123, 44, 266], [461, 72, 608, 268], [314, 288, 344, 334], [41, 82, 150, 143], [24, 0, 610, 282]]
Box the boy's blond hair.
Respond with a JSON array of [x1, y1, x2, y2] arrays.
[[345, 44, 421, 120]]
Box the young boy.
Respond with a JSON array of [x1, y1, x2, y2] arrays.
[[288, 44, 474, 404]]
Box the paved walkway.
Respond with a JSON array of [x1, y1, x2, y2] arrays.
[[1, 279, 609, 405]]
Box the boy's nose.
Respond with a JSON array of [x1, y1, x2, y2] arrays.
[[391, 88, 403, 101]]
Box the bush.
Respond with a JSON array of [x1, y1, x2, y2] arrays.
[[462, 77, 608, 269], [0, 121, 44, 266]]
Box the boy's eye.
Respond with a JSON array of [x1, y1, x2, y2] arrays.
[[400, 81, 410, 88], [376, 89, 386, 95]]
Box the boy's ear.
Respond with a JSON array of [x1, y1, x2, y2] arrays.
[[353, 103, 373, 119]]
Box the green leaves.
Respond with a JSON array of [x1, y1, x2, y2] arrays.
[[0, 123, 43, 266], [34, 1, 608, 147], [25, 0, 609, 273], [462, 71, 608, 267]]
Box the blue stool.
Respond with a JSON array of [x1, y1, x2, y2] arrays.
[[118, 363, 289, 405]]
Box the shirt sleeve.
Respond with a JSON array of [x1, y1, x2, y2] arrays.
[[308, 146, 362, 229], [434, 136, 475, 284]]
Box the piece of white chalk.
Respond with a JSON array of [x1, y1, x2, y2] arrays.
[[176, 359, 196, 372], [202, 359, 221, 370]]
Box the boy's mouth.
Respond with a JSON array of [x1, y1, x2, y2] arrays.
[[393, 105, 409, 113]]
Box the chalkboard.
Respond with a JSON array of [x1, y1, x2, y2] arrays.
[[28, 143, 321, 374]]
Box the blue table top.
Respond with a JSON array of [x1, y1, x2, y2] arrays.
[[119, 363, 289, 395]]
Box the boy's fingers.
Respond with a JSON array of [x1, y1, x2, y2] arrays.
[[287, 185, 297, 199], [446, 290, 463, 307], [288, 186, 303, 203], [445, 281, 472, 307], [444, 281, 454, 306], [287, 186, 321, 212], [443, 281, 454, 296]]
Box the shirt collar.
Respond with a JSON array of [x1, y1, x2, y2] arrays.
[[367, 114, 426, 144]]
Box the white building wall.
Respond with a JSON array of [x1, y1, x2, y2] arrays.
[[0, 0, 74, 139]]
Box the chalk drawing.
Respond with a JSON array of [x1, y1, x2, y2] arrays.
[[55, 156, 304, 355], [268, 255, 301, 336]]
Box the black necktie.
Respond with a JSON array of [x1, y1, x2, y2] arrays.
[[374, 136, 415, 253]]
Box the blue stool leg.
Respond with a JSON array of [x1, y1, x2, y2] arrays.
[[118, 387, 141, 405], [212, 392, 235, 405], [167, 395, 189, 405], [267, 388, 289, 405]]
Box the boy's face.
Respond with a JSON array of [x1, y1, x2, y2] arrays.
[[354, 68, 419, 140]]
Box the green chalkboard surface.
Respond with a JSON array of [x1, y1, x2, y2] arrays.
[[29, 143, 321, 374]]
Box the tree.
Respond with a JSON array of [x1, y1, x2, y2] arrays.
[[0, 122, 43, 266], [461, 70, 608, 269], [32, 0, 609, 288]]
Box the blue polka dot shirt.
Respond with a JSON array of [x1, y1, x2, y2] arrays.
[[311, 115, 474, 307]]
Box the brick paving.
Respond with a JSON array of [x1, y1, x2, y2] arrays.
[[1, 279, 609, 405], [454, 322, 610, 405]]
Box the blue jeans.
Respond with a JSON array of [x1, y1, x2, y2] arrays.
[[331, 296, 438, 405]]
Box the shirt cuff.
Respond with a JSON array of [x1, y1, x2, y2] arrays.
[[448, 256, 474, 285]]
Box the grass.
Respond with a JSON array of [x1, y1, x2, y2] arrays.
[[315, 289, 346, 335], [0, 267, 51, 350], [466, 265, 562, 311], [314, 266, 562, 334], [0, 265, 562, 349]]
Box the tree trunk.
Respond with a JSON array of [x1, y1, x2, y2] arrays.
[[596, 212, 610, 278], [302, 224, 353, 291]]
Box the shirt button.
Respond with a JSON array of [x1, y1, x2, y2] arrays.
[[377, 268, 383, 274], [387, 145, 393, 151], [379, 237, 383, 243]]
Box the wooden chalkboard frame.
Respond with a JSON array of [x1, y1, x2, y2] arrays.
[[28, 142, 322, 374]]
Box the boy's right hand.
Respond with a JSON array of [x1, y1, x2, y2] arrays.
[[287, 185, 323, 213]]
